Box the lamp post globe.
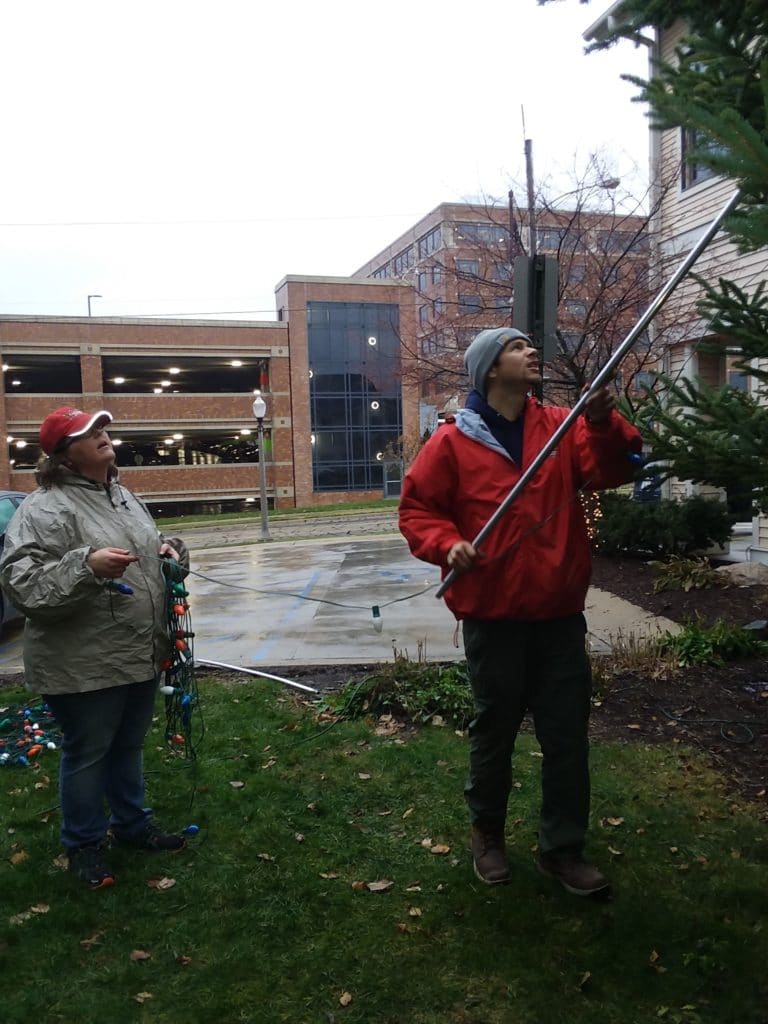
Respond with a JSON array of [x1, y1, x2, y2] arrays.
[[252, 390, 271, 540]]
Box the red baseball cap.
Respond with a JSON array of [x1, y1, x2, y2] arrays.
[[39, 407, 113, 455]]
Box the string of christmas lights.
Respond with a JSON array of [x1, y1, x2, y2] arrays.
[[158, 558, 203, 760], [0, 701, 60, 767]]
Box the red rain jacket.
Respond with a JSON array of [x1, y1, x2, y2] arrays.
[[399, 398, 642, 622]]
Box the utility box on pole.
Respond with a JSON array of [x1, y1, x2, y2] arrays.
[[512, 254, 559, 362]]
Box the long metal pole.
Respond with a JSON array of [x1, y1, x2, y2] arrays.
[[194, 658, 318, 694], [257, 419, 272, 541], [436, 188, 740, 599]]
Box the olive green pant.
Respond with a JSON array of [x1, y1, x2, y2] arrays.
[[462, 613, 592, 855]]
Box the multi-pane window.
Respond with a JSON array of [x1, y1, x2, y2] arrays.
[[537, 227, 565, 251], [393, 248, 415, 276], [431, 266, 443, 285], [458, 294, 482, 314], [372, 265, 390, 279], [417, 227, 441, 258], [454, 221, 507, 246], [681, 127, 723, 190], [307, 301, 402, 492], [564, 299, 587, 318], [456, 259, 480, 277]]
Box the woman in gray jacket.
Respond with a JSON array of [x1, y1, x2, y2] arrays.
[[0, 406, 190, 889]]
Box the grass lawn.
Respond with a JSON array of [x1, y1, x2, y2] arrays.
[[2, 678, 766, 1024]]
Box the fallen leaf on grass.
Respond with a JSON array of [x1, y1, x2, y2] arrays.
[[295, 833, 305, 843], [404, 884, 422, 893], [604, 817, 625, 827], [366, 879, 394, 893], [80, 930, 106, 949], [130, 949, 152, 961], [261, 758, 277, 770], [146, 877, 176, 891], [339, 991, 353, 1006], [627, 723, 642, 731], [608, 846, 624, 857], [351, 881, 366, 891], [30, 904, 49, 914], [9, 911, 33, 925], [357, 773, 371, 781], [408, 906, 422, 917], [420, 837, 433, 848], [176, 955, 192, 966], [402, 807, 414, 819], [229, 781, 245, 789], [133, 992, 153, 1004], [320, 871, 339, 879], [430, 844, 451, 855], [577, 971, 592, 990], [257, 853, 275, 862], [8, 850, 28, 866]]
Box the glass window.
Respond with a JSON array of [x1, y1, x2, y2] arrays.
[[564, 299, 587, 318], [458, 294, 482, 314], [456, 258, 480, 277], [431, 265, 443, 285], [537, 227, 565, 251], [393, 247, 415, 276], [681, 127, 724, 190], [419, 304, 431, 327], [307, 301, 403, 492], [417, 271, 428, 292], [417, 226, 441, 258], [454, 221, 507, 246]]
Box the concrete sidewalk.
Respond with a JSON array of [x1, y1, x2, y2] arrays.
[[0, 531, 679, 676]]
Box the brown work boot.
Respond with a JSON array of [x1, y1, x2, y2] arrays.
[[536, 851, 610, 897], [471, 824, 510, 885]]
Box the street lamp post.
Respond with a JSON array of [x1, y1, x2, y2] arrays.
[[87, 294, 102, 316], [252, 389, 272, 541]]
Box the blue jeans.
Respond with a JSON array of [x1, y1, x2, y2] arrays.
[[44, 679, 157, 850], [462, 614, 592, 855]]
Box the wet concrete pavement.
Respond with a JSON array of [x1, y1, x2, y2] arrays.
[[0, 515, 680, 676]]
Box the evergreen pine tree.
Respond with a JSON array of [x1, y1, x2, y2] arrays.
[[543, 1, 768, 510]]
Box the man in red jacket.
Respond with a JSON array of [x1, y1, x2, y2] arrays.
[[399, 327, 642, 896]]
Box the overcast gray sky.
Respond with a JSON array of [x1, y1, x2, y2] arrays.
[[0, 0, 650, 322]]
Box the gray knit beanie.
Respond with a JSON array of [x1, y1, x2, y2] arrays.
[[463, 327, 532, 397]]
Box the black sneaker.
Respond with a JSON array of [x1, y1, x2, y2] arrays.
[[113, 822, 187, 853], [68, 844, 116, 889]]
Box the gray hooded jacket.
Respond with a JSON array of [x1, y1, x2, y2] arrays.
[[0, 472, 188, 694]]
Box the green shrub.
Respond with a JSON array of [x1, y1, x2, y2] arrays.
[[594, 492, 735, 558], [649, 555, 728, 593], [323, 654, 474, 728], [657, 617, 768, 667]]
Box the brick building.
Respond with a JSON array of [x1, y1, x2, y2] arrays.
[[0, 273, 418, 513], [354, 200, 650, 424], [0, 200, 646, 515]]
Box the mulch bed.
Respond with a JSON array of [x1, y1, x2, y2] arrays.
[[588, 556, 768, 808]]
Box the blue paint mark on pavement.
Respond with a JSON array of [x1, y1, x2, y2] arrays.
[[250, 569, 322, 662]]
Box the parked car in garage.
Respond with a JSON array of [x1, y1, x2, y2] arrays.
[[0, 490, 30, 635]]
